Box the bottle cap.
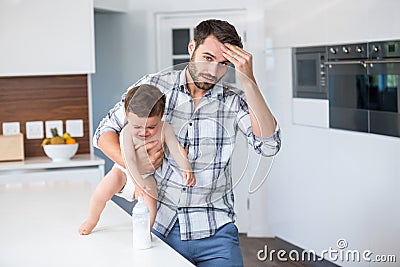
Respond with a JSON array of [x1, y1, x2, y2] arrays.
[[132, 196, 149, 215]]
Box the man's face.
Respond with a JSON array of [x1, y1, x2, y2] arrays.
[[126, 112, 162, 140], [187, 35, 230, 91]]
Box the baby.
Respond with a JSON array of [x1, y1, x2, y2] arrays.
[[79, 84, 196, 235]]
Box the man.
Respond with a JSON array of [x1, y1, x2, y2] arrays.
[[94, 19, 281, 266]]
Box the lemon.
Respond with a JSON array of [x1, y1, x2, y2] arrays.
[[63, 132, 72, 140]]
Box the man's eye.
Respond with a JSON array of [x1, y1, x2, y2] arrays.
[[204, 56, 212, 61], [219, 62, 229, 66], [147, 126, 156, 129]]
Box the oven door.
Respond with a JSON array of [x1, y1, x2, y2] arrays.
[[327, 61, 369, 132], [367, 60, 400, 137]]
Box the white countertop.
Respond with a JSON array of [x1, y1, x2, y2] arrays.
[[0, 179, 194, 267], [0, 154, 105, 171]]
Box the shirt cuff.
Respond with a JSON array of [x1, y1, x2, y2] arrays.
[[252, 124, 281, 157]]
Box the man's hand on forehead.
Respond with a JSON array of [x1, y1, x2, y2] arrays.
[[221, 43, 255, 83]]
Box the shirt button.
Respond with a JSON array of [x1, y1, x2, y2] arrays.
[[189, 122, 193, 126], [182, 187, 186, 191], [178, 207, 182, 211]]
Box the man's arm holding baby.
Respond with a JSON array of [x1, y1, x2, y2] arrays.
[[98, 131, 164, 174]]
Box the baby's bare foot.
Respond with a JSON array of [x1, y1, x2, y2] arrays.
[[79, 220, 97, 235]]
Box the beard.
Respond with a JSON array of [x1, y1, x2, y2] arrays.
[[187, 58, 220, 91]]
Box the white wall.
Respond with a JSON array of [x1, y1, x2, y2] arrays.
[[264, 1, 400, 266], [91, 10, 151, 170]]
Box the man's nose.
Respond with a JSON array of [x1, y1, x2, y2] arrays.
[[207, 62, 219, 76]]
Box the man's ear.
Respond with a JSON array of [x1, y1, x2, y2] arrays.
[[188, 39, 195, 56]]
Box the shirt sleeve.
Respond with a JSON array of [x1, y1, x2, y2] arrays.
[[236, 95, 281, 157], [92, 95, 127, 149]]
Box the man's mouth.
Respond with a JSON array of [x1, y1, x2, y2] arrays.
[[200, 74, 216, 83]]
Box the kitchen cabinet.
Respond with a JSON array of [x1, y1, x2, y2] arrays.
[[94, 0, 128, 12], [0, 0, 95, 76], [265, 0, 400, 49], [325, 0, 400, 44], [0, 154, 104, 185], [264, 0, 329, 48]]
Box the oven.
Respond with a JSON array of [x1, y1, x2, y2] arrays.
[[325, 42, 369, 132], [367, 41, 400, 136], [326, 40, 400, 137], [293, 46, 327, 99]]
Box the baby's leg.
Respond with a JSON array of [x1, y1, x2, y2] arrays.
[[79, 167, 127, 235], [135, 175, 157, 230]]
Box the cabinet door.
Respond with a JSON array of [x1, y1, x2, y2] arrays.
[[94, 0, 128, 12], [0, 0, 94, 76]]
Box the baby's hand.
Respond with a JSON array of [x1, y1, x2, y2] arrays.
[[183, 171, 196, 187]]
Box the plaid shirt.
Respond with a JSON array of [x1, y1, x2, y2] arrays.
[[94, 69, 281, 240]]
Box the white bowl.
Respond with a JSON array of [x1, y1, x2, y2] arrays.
[[43, 144, 79, 162]]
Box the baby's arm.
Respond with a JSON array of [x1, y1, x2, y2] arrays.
[[163, 123, 196, 186]]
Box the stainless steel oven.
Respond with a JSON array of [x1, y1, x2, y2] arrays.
[[325, 42, 369, 132], [367, 41, 400, 136], [326, 40, 400, 137], [293, 46, 327, 99]]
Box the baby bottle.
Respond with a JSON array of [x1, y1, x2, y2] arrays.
[[131, 196, 151, 249]]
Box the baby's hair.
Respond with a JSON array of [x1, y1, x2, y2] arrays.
[[124, 84, 166, 117]]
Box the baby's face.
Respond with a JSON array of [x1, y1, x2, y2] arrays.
[[126, 113, 162, 140]]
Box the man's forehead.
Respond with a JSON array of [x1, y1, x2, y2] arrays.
[[196, 37, 226, 60]]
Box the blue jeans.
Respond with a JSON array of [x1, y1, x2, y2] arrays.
[[152, 221, 244, 267]]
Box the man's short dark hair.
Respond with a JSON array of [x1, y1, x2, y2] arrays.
[[194, 19, 243, 49]]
